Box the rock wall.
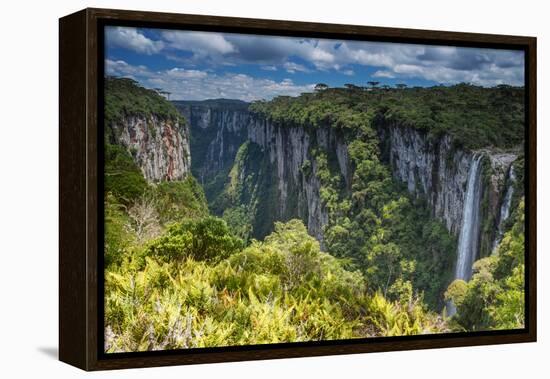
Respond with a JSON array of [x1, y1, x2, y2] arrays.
[[491, 162, 517, 251], [174, 101, 250, 184], [176, 101, 518, 257], [378, 122, 517, 257], [247, 117, 349, 242], [108, 114, 190, 182]]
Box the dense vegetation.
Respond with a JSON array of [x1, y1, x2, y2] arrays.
[[250, 83, 524, 150], [105, 76, 185, 134], [103, 134, 448, 350], [212, 141, 279, 241], [105, 218, 449, 352], [103, 144, 449, 350], [104, 77, 525, 352], [315, 128, 457, 309], [213, 136, 458, 308]]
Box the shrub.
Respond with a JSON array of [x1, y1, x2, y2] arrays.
[[104, 219, 448, 352], [146, 216, 243, 263], [152, 176, 209, 223]]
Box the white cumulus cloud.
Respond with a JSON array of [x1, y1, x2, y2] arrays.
[[106, 27, 164, 55], [105, 59, 315, 101], [162, 30, 236, 57], [283, 62, 311, 74]]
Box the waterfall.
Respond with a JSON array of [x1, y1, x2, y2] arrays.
[[492, 165, 516, 251], [455, 154, 483, 281], [447, 154, 483, 317]]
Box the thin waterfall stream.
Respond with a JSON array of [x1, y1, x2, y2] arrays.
[[492, 165, 516, 251]]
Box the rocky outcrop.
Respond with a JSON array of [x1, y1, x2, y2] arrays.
[[380, 125, 471, 235], [378, 122, 518, 258], [492, 163, 517, 250], [108, 114, 190, 182]]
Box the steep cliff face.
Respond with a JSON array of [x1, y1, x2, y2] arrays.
[[482, 153, 519, 254], [175, 101, 348, 242], [108, 114, 191, 182], [177, 100, 519, 261], [104, 77, 192, 183], [491, 162, 518, 251], [247, 118, 349, 242], [379, 124, 471, 235], [377, 122, 518, 258], [174, 100, 250, 185]]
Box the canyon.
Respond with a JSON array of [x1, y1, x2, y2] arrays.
[[108, 94, 521, 312], [173, 100, 519, 265]]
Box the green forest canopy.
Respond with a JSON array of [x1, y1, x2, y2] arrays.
[[250, 83, 524, 150], [104, 76, 184, 127]]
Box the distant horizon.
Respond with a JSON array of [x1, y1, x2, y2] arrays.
[[106, 75, 525, 103], [105, 26, 525, 101]]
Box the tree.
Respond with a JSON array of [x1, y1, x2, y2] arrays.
[[396, 83, 408, 89], [364, 242, 402, 298], [223, 206, 253, 243], [367, 81, 380, 89], [314, 83, 329, 91], [128, 195, 161, 244], [345, 83, 361, 91], [147, 216, 244, 263], [153, 178, 209, 222]]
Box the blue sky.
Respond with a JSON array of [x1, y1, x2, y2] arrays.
[[105, 26, 525, 101]]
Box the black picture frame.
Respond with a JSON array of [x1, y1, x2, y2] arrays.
[[59, 7, 537, 371]]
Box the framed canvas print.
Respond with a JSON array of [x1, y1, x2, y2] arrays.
[[59, 8, 536, 371]]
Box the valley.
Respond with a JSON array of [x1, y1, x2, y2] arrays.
[[103, 77, 525, 352]]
